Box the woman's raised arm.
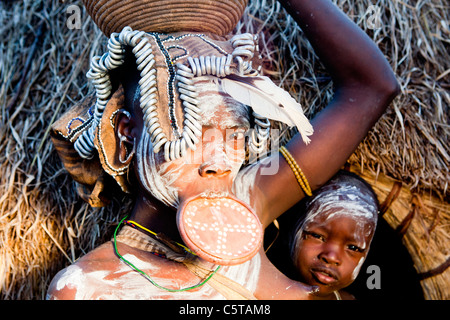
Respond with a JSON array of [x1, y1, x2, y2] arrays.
[[257, 0, 400, 226]]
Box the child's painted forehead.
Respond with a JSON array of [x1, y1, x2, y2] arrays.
[[305, 179, 378, 225], [304, 207, 375, 229], [304, 210, 376, 244]]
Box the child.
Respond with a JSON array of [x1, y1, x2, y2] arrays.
[[269, 170, 379, 300]]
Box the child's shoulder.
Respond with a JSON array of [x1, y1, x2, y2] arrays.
[[340, 290, 356, 300]]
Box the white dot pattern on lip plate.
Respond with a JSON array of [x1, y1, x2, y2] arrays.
[[182, 198, 261, 259]]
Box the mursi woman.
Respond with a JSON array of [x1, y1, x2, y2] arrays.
[[47, 0, 399, 300]]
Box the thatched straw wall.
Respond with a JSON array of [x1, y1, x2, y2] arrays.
[[0, 0, 448, 299], [348, 164, 449, 300]]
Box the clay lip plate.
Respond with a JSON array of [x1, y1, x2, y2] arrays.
[[177, 196, 263, 266]]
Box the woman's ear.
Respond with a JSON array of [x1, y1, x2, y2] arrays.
[[115, 110, 136, 164]]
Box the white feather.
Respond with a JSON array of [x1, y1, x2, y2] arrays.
[[220, 75, 313, 144]]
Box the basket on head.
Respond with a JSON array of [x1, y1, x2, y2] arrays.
[[82, 0, 248, 37]]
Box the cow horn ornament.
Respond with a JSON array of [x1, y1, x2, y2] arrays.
[[52, 0, 313, 265]]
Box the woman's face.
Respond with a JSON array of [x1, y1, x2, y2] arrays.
[[135, 80, 250, 207], [158, 105, 249, 203], [294, 210, 375, 297]]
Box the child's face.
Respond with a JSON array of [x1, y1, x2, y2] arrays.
[[294, 210, 375, 297]]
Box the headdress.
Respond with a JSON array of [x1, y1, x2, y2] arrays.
[[51, 0, 313, 207]]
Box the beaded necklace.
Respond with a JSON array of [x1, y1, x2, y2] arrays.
[[113, 215, 221, 292]]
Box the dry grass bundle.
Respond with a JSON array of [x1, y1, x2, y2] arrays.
[[0, 0, 128, 299], [349, 164, 449, 300], [0, 0, 448, 299]]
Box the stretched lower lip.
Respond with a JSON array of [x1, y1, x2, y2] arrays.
[[199, 191, 229, 198], [177, 196, 263, 265], [311, 269, 338, 285]]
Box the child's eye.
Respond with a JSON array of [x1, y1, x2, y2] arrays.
[[304, 230, 324, 241], [347, 244, 365, 253]]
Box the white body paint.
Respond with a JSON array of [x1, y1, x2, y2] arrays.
[[49, 252, 261, 300], [233, 159, 267, 206], [352, 256, 365, 281], [136, 130, 180, 208]]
